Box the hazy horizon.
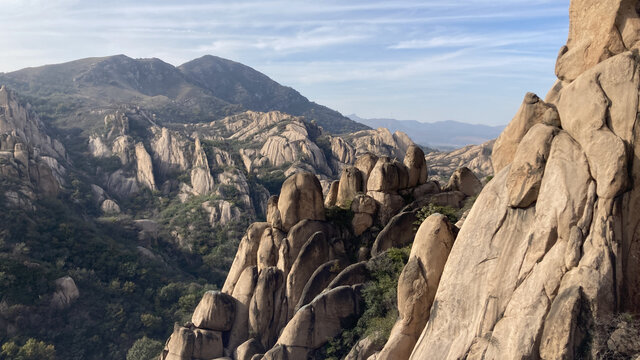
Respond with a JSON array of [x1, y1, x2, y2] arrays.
[[0, 0, 569, 126]]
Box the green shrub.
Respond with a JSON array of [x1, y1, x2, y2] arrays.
[[318, 247, 410, 359], [1, 338, 56, 360], [415, 203, 459, 227], [126, 337, 163, 360]]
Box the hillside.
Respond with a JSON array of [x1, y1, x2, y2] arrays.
[[0, 54, 367, 135]]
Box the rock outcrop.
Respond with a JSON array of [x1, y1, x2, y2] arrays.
[[161, 146, 485, 359], [407, 4, 640, 359]]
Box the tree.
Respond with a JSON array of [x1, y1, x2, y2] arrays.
[[1, 338, 56, 360], [126, 337, 163, 360]]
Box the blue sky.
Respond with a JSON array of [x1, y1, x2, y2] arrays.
[[0, 0, 570, 126]]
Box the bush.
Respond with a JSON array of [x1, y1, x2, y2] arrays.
[[318, 247, 410, 359], [415, 203, 459, 227], [126, 337, 163, 360], [1, 338, 56, 360]]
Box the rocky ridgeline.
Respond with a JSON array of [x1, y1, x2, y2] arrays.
[[86, 108, 416, 239], [0, 85, 67, 208], [160, 144, 482, 360], [425, 139, 494, 184]]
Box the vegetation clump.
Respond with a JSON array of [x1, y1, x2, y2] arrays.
[[317, 247, 410, 359]]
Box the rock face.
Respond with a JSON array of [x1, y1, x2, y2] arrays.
[[404, 145, 428, 188], [277, 172, 326, 232], [444, 167, 482, 197], [50, 276, 79, 309], [408, 5, 640, 357], [191, 291, 236, 331], [160, 152, 484, 359], [377, 215, 455, 360]]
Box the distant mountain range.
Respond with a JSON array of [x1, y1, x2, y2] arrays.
[[0, 54, 368, 134], [348, 114, 504, 150]]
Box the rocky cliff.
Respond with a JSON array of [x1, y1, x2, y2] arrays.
[[160, 145, 482, 359], [0, 85, 67, 208]]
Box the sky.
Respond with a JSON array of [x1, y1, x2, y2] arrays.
[[0, 0, 570, 126]]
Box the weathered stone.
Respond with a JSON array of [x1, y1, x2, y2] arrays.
[[337, 167, 365, 208], [286, 231, 332, 320], [351, 194, 377, 215], [283, 220, 337, 274], [228, 266, 259, 350], [278, 172, 325, 232], [257, 227, 285, 272], [223, 222, 270, 294], [539, 286, 588, 360], [100, 199, 121, 214], [371, 211, 418, 257], [191, 137, 215, 195], [164, 324, 195, 360], [377, 214, 456, 360], [506, 124, 559, 208], [135, 142, 156, 191], [346, 336, 384, 360], [556, 52, 632, 199], [249, 267, 285, 350], [367, 157, 400, 192], [444, 167, 482, 197], [191, 291, 236, 331], [404, 145, 428, 188], [295, 259, 342, 313], [492, 93, 558, 174], [50, 276, 79, 309], [352, 213, 374, 236], [428, 191, 466, 209], [555, 0, 640, 82], [326, 261, 371, 291], [193, 328, 223, 359], [355, 152, 379, 190], [324, 180, 339, 208], [266, 195, 283, 230], [367, 191, 405, 224], [277, 285, 362, 349], [234, 338, 265, 360]]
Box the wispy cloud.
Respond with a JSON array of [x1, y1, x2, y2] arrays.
[[0, 0, 570, 125]]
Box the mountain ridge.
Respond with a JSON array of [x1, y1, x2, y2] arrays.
[[349, 113, 504, 149]]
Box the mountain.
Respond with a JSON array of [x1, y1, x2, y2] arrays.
[[349, 114, 504, 149], [179, 55, 366, 134], [0, 54, 367, 135], [0, 72, 418, 359]]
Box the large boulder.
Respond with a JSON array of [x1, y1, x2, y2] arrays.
[[444, 167, 482, 197], [249, 267, 286, 350], [283, 220, 337, 273], [228, 266, 259, 350], [336, 167, 365, 208], [377, 214, 456, 360], [404, 145, 428, 188], [355, 152, 379, 189], [257, 227, 285, 272], [491, 93, 559, 174], [345, 336, 384, 360], [324, 180, 339, 208], [285, 231, 332, 320], [163, 325, 195, 360], [295, 259, 343, 313], [234, 338, 265, 360], [223, 222, 270, 294], [367, 157, 400, 192], [371, 211, 418, 256], [367, 191, 405, 224], [191, 291, 236, 331], [193, 329, 223, 359], [278, 172, 325, 232], [276, 285, 363, 350], [266, 196, 283, 230]]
